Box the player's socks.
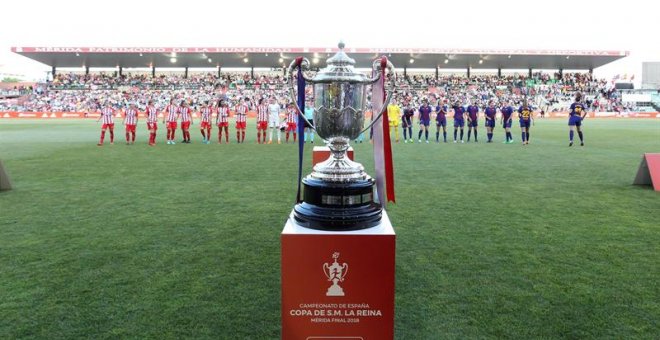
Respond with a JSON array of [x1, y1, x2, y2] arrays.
[[418, 130, 423, 140], [578, 131, 583, 143], [453, 130, 457, 141], [460, 130, 464, 141], [443, 131, 447, 142], [526, 132, 530, 143], [99, 131, 105, 144], [241, 131, 245, 143], [467, 130, 471, 141], [403, 129, 407, 140], [236, 131, 240, 143], [424, 130, 429, 141], [521, 132, 526, 143], [293, 133, 297, 143], [225, 128, 229, 143], [201, 130, 206, 141], [436, 131, 439, 142], [487, 132, 492, 142], [569, 130, 574, 142], [132, 133, 136, 143], [310, 132, 315, 142], [109, 131, 114, 143], [474, 130, 478, 142], [286, 132, 290, 143]]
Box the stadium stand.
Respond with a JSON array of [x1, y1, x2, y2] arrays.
[[0, 71, 644, 114]]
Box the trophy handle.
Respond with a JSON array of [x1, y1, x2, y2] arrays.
[[359, 58, 396, 135], [287, 57, 315, 130], [322, 263, 332, 280], [341, 263, 348, 281]]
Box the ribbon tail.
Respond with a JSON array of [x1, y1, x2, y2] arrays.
[[296, 68, 306, 203]]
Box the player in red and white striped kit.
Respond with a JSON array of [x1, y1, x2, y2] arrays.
[[145, 100, 158, 146], [163, 98, 179, 145], [235, 97, 250, 143], [199, 101, 213, 144], [285, 102, 298, 143], [122, 102, 139, 145], [216, 99, 230, 144], [96, 102, 116, 146], [256, 98, 269, 144], [178, 100, 194, 143]]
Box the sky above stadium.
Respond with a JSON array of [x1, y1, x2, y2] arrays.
[[1, 0, 657, 82]]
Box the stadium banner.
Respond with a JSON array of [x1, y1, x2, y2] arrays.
[[0, 111, 259, 119], [12, 46, 629, 56], [633, 153, 660, 191], [1, 111, 657, 119], [281, 210, 396, 340]]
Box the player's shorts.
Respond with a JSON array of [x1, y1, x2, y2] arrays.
[[453, 118, 464, 127], [217, 122, 229, 128], [200, 121, 211, 129], [181, 121, 191, 130], [147, 122, 157, 131], [304, 119, 314, 129], [436, 119, 446, 127], [519, 120, 531, 129], [568, 115, 583, 126], [389, 120, 399, 127], [101, 123, 115, 130], [257, 121, 268, 130], [167, 122, 177, 130], [419, 119, 430, 127], [236, 121, 247, 129], [269, 117, 279, 128], [485, 119, 495, 128], [287, 122, 297, 132], [125, 124, 136, 133], [401, 118, 412, 128], [502, 119, 512, 128], [467, 119, 478, 128]]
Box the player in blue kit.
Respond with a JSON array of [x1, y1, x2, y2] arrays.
[[417, 99, 432, 143], [483, 100, 497, 143], [401, 101, 414, 143], [435, 100, 448, 143], [500, 101, 514, 143], [452, 101, 465, 143], [465, 102, 479, 142], [568, 92, 588, 146], [518, 100, 534, 145]]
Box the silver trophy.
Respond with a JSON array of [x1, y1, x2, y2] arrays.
[[289, 42, 395, 230]]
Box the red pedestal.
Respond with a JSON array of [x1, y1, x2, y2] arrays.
[[281, 211, 396, 340], [633, 153, 660, 191], [312, 146, 354, 166]]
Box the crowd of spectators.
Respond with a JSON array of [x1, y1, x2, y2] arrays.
[[0, 71, 641, 113]]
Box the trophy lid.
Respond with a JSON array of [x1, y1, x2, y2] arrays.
[[311, 42, 373, 84]]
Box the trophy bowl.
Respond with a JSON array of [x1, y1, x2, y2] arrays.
[[289, 42, 394, 230]]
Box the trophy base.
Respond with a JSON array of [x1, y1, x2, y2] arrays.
[[293, 177, 382, 231]]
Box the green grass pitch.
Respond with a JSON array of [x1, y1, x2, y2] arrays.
[[0, 118, 658, 339]]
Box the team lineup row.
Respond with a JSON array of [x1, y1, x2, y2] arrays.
[[95, 94, 589, 147]]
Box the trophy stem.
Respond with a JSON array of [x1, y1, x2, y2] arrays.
[[328, 137, 349, 160]]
